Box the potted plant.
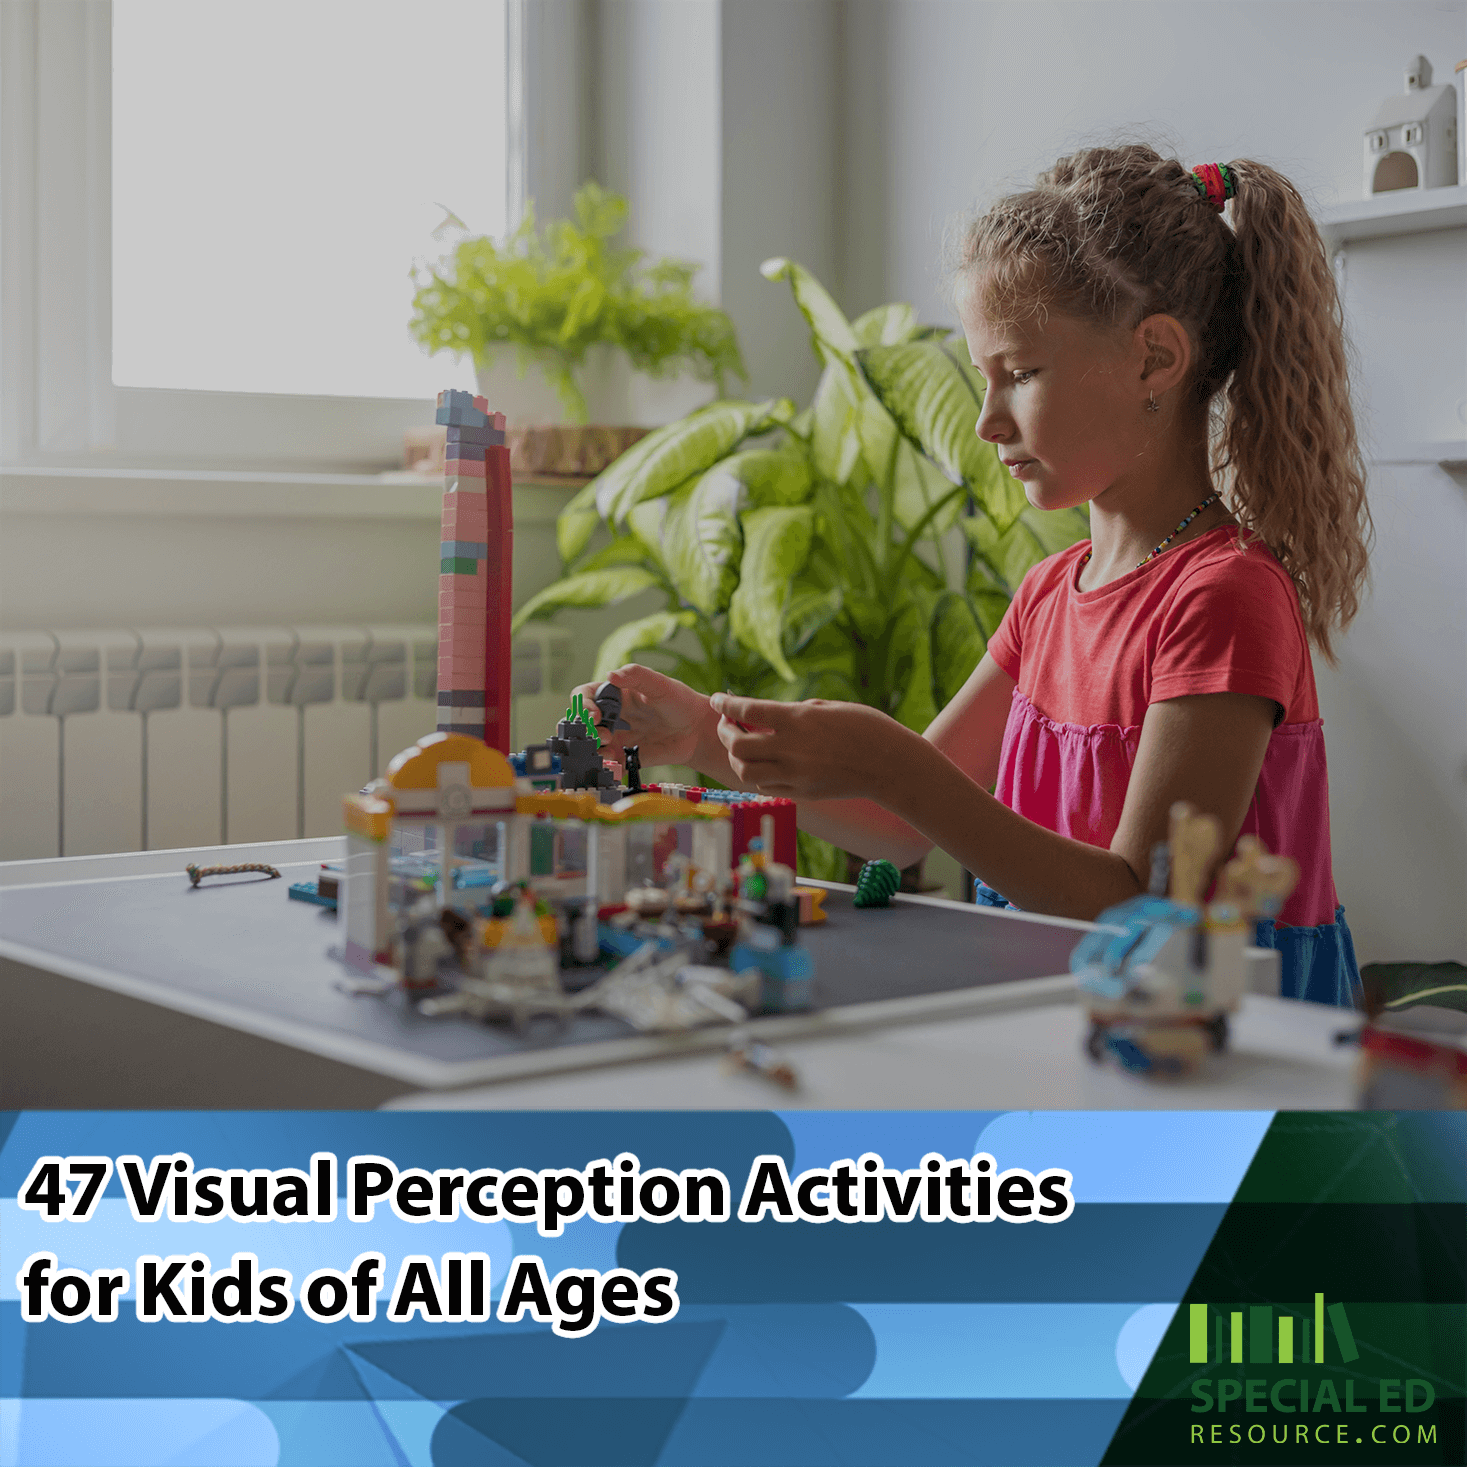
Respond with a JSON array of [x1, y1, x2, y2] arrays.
[[511, 259, 1088, 877], [409, 181, 746, 478]]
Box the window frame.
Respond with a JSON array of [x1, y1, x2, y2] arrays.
[[0, 0, 529, 474]]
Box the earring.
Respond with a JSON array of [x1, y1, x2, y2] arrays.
[[1146, 390, 1161, 414]]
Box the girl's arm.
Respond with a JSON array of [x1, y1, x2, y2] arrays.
[[572, 656, 1019, 868], [785, 653, 1015, 865], [713, 689, 1275, 921]]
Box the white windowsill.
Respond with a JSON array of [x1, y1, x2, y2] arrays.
[[0, 465, 583, 524]]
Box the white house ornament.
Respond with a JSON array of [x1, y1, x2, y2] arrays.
[[1363, 55, 1458, 195]]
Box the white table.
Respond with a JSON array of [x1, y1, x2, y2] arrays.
[[387, 989, 1359, 1109], [0, 838, 1361, 1110]]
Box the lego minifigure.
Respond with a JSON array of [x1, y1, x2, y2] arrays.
[[593, 682, 632, 734]]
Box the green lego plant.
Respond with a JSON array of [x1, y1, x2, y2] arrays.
[[512, 259, 1089, 877], [409, 182, 745, 424], [853, 858, 902, 908]]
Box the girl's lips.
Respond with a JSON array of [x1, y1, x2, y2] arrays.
[[1004, 458, 1037, 478]]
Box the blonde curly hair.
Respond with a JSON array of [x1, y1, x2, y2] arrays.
[[960, 144, 1371, 660]]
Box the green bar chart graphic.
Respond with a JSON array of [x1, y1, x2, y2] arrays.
[[1186, 1297, 1355, 1365]]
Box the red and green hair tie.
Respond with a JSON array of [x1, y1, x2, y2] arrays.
[[1190, 162, 1236, 211]]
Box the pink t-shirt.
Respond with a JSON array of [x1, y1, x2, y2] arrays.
[[985, 525, 1336, 928]]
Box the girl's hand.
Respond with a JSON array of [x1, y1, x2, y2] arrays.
[[710, 694, 919, 800], [566, 665, 716, 769]]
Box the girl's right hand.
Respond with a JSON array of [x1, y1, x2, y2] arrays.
[[566, 665, 717, 771]]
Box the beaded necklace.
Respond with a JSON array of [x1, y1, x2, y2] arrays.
[[1079, 492, 1220, 570]]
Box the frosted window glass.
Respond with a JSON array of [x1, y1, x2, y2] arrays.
[[112, 0, 506, 399]]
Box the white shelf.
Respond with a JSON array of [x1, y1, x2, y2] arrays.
[[1319, 185, 1467, 243], [1371, 440, 1467, 467]]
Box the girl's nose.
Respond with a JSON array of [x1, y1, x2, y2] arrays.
[[975, 392, 1008, 444]]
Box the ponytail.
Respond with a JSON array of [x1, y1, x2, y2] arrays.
[[1221, 160, 1370, 660]]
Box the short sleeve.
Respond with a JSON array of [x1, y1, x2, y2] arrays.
[[1148, 551, 1312, 720], [985, 575, 1027, 681]]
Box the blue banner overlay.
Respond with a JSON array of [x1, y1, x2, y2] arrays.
[[1, 1112, 1460, 1466]]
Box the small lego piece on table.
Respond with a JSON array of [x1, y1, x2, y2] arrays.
[[853, 859, 900, 908], [289, 863, 340, 909], [724, 1039, 799, 1091], [794, 885, 827, 924], [187, 862, 281, 887]]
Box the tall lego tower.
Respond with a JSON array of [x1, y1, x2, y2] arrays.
[[434, 389, 513, 753]]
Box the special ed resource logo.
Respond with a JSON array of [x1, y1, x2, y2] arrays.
[[1184, 1294, 1438, 1453]]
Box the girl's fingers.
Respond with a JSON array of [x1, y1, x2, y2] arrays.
[[710, 692, 790, 731], [728, 758, 789, 790], [717, 719, 781, 760]]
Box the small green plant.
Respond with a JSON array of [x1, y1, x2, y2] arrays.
[[513, 259, 1088, 877], [409, 182, 745, 423]]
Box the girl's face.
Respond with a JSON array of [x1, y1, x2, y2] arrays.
[[959, 279, 1149, 512]]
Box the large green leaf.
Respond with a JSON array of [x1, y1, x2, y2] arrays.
[[852, 302, 922, 348], [886, 584, 940, 731], [930, 591, 986, 707], [511, 565, 659, 632], [626, 491, 675, 567], [962, 504, 1091, 593], [557, 477, 609, 565], [594, 609, 698, 678], [892, 439, 966, 537], [659, 473, 744, 615], [730, 447, 815, 507], [857, 338, 1028, 531], [590, 398, 791, 529], [965, 556, 1014, 640], [728, 505, 815, 681], [783, 582, 844, 656], [786, 629, 860, 701], [809, 481, 884, 637], [652, 449, 815, 617], [810, 363, 866, 488], [760, 257, 858, 363], [574, 534, 657, 574]]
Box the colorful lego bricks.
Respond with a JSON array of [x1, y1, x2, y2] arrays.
[[433, 389, 513, 754], [646, 784, 798, 871]]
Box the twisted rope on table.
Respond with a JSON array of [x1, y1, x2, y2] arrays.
[[185, 863, 282, 887]]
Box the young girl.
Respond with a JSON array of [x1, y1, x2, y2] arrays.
[[577, 145, 1371, 1008]]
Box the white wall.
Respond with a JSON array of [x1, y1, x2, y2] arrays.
[[720, 0, 841, 407], [839, 0, 1466, 317], [835, 0, 1467, 962]]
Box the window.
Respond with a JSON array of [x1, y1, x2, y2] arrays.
[[1, 0, 517, 471], [112, 0, 506, 401]]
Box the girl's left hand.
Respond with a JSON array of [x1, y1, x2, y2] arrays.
[[709, 694, 920, 800]]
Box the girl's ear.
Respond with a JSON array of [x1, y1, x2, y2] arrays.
[[1134, 314, 1193, 398]]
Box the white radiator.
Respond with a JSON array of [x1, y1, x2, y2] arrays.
[[0, 624, 572, 861]]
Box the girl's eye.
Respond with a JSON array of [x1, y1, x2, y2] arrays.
[[1012, 369, 1037, 385]]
